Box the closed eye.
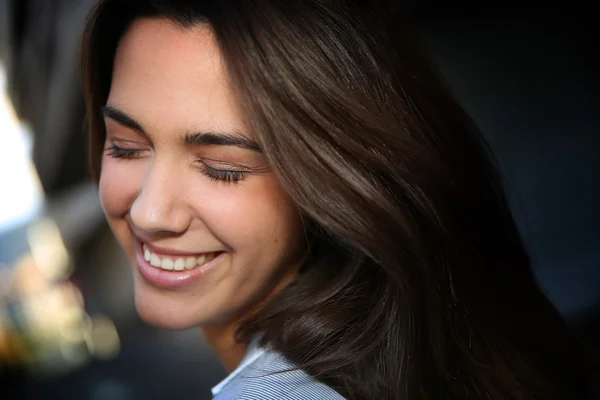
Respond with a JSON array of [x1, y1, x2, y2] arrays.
[[199, 163, 248, 183], [104, 144, 145, 159]]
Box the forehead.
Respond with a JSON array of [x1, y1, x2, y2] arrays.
[[108, 18, 245, 136]]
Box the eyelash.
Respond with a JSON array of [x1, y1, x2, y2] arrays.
[[105, 145, 143, 159], [104, 144, 248, 183], [201, 165, 248, 183]]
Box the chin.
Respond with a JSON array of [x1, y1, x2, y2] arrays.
[[132, 281, 204, 330], [135, 301, 197, 330]]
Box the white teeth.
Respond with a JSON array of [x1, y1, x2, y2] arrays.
[[142, 244, 216, 271], [150, 254, 161, 267], [173, 258, 185, 271], [161, 258, 174, 270], [185, 257, 196, 270]]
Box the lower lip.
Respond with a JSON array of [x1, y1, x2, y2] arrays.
[[135, 240, 222, 290]]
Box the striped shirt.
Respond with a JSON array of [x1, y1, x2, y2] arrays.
[[211, 339, 345, 399]]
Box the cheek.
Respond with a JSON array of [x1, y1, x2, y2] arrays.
[[194, 175, 303, 255], [98, 159, 142, 218]]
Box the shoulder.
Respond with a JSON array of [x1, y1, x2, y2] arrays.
[[212, 350, 345, 400]]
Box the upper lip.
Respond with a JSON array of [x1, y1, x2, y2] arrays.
[[137, 238, 217, 257]]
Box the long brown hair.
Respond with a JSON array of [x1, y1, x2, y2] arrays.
[[81, 1, 591, 398]]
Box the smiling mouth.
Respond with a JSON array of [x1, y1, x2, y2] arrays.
[[142, 243, 219, 271]]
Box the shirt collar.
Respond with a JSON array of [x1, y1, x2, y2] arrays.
[[211, 336, 266, 396]]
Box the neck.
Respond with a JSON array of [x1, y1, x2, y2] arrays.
[[201, 322, 248, 372], [201, 257, 304, 371]]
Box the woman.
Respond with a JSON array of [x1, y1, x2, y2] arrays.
[[80, 1, 591, 398]]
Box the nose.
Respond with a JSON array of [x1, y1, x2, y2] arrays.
[[129, 162, 192, 235]]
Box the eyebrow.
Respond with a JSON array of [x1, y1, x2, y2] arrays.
[[101, 105, 144, 132], [183, 132, 261, 152], [101, 105, 262, 153]]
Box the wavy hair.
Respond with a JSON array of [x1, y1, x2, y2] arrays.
[[81, 1, 591, 398]]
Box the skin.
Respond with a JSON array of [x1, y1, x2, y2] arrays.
[[99, 18, 306, 370]]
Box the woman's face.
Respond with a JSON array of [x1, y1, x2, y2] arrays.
[[99, 18, 305, 330]]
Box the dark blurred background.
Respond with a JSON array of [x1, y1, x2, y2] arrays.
[[0, 1, 598, 399]]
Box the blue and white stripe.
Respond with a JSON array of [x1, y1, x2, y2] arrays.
[[211, 340, 345, 399]]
